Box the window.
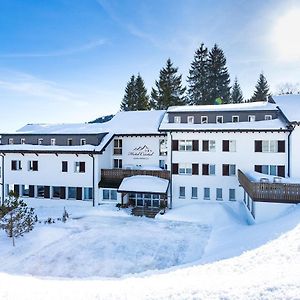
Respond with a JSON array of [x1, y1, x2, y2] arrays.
[[216, 188, 223, 200], [174, 116, 181, 123], [216, 116, 223, 123], [103, 189, 110, 200], [68, 187, 76, 199], [80, 139, 86, 146], [201, 116, 208, 124], [248, 115, 255, 122], [202, 164, 216, 175], [38, 138, 43, 145], [52, 186, 61, 198], [67, 138, 73, 146], [111, 190, 117, 200], [74, 161, 85, 173], [37, 186, 45, 197], [113, 139, 122, 155], [254, 165, 285, 177], [255, 140, 285, 153], [28, 160, 38, 171], [51, 138, 56, 145], [113, 159, 122, 169], [22, 185, 29, 197], [159, 139, 167, 156], [204, 187, 210, 200], [229, 189, 236, 201], [179, 140, 192, 151], [232, 116, 239, 123], [222, 164, 236, 176], [202, 140, 216, 152], [159, 159, 166, 169], [103, 189, 117, 201], [8, 138, 14, 145], [191, 187, 198, 199], [11, 160, 22, 171], [179, 186, 185, 198], [62, 161, 68, 172], [84, 187, 93, 200], [179, 163, 192, 175], [187, 116, 194, 124], [222, 140, 236, 152], [20, 138, 25, 144], [265, 115, 272, 120]]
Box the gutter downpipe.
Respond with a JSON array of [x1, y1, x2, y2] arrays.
[[0, 153, 4, 205], [89, 153, 95, 207], [287, 126, 295, 177], [169, 132, 173, 209]]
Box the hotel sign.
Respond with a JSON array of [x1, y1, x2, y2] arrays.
[[128, 145, 154, 159]]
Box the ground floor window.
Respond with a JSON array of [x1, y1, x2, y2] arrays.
[[37, 186, 44, 197], [84, 187, 93, 201], [68, 187, 76, 199], [52, 186, 61, 198], [103, 189, 117, 201], [128, 193, 161, 208], [191, 187, 198, 199], [216, 188, 223, 200], [179, 186, 185, 198], [229, 188, 236, 201], [204, 187, 210, 200], [22, 184, 30, 197]]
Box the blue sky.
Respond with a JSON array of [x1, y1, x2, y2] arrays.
[[0, 0, 299, 131]]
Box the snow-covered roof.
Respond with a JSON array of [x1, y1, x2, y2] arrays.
[[273, 94, 300, 123], [159, 117, 288, 131], [167, 101, 277, 113], [16, 123, 108, 134], [118, 175, 169, 194]]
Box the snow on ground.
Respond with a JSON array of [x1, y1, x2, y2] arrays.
[[0, 199, 299, 299]]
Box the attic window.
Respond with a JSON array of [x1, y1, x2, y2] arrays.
[[187, 116, 194, 124], [174, 116, 181, 123], [232, 116, 239, 123], [201, 116, 208, 124], [216, 116, 223, 123], [248, 115, 256, 122], [265, 115, 272, 120]]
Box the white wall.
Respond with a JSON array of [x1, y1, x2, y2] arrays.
[[290, 125, 300, 178], [168, 131, 288, 206]]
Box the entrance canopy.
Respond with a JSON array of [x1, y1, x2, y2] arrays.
[[118, 175, 169, 194]]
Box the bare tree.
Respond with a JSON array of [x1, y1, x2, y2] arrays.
[[277, 82, 300, 95]]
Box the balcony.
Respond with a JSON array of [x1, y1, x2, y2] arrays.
[[238, 169, 300, 204], [99, 168, 170, 189]]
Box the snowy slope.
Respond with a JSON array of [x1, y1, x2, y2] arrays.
[[0, 200, 299, 299]]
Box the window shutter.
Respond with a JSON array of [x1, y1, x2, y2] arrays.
[[76, 187, 82, 200], [192, 164, 199, 175], [11, 160, 16, 170], [14, 185, 19, 197], [202, 140, 209, 151], [222, 164, 229, 176], [29, 185, 34, 197], [172, 140, 179, 151], [60, 187, 66, 199], [192, 140, 199, 151], [255, 165, 262, 173], [80, 162, 85, 173], [222, 140, 229, 152], [33, 160, 38, 171], [202, 164, 209, 175], [277, 165, 285, 177], [278, 141, 285, 153], [44, 186, 50, 198], [255, 141, 262, 152], [172, 163, 179, 174]]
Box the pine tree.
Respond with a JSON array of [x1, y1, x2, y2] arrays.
[[187, 43, 209, 105], [150, 58, 187, 109], [120, 75, 136, 111], [230, 77, 244, 103], [251, 73, 270, 102], [207, 44, 231, 104], [134, 74, 150, 110]]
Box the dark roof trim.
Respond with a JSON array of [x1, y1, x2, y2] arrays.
[[158, 128, 291, 133], [0, 132, 109, 136], [0, 150, 100, 155]]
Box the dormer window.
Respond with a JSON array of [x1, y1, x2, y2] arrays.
[[232, 116, 239, 123], [38, 138, 43, 145], [51, 138, 56, 145], [265, 115, 272, 120], [20, 138, 25, 144], [216, 116, 223, 123], [248, 115, 256, 122], [80, 138, 86, 145], [187, 116, 194, 124], [9, 138, 14, 145], [67, 138, 73, 146], [201, 116, 208, 124], [174, 116, 181, 123]]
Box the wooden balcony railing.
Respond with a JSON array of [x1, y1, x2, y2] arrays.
[[99, 168, 170, 188], [238, 169, 300, 203]]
